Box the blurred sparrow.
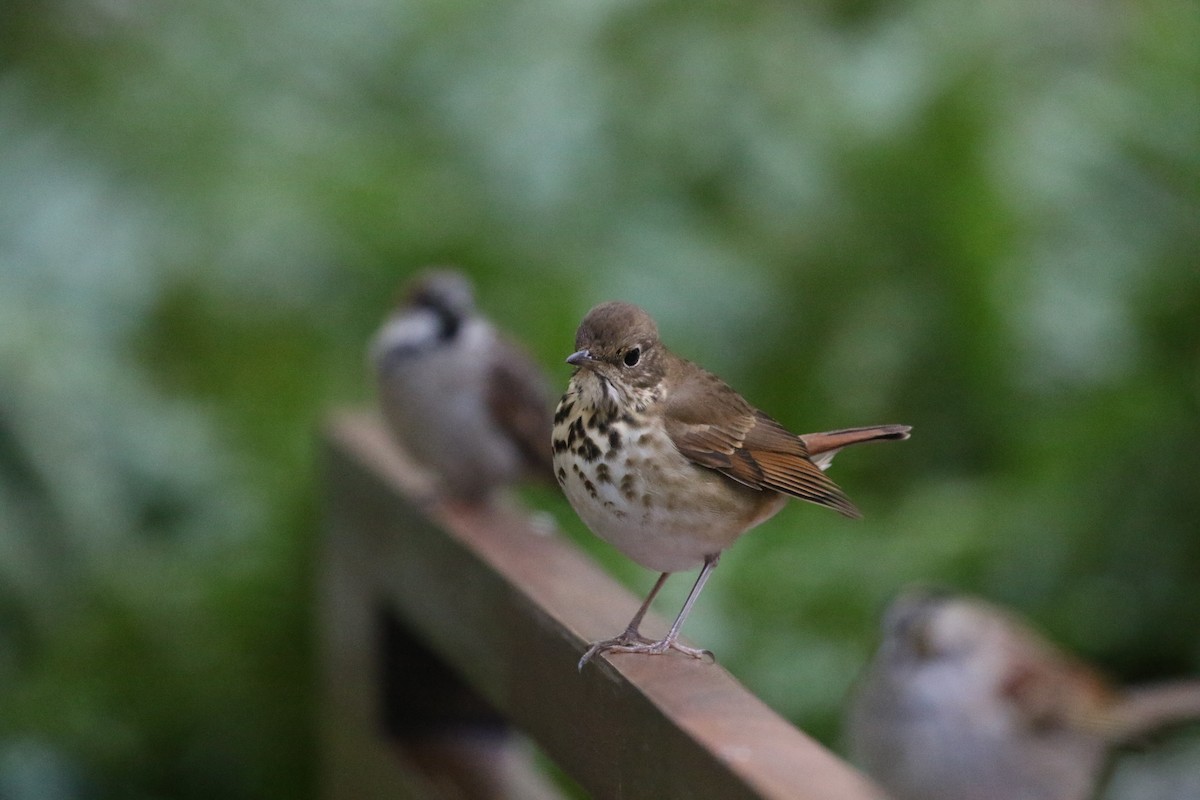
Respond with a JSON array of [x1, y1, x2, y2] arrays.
[[370, 268, 554, 504], [552, 301, 910, 667], [846, 589, 1200, 800]]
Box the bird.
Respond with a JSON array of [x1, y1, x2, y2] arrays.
[[845, 588, 1200, 800], [551, 301, 910, 668], [369, 268, 555, 505]]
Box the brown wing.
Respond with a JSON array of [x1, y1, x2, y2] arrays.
[[662, 362, 861, 518], [486, 335, 556, 483], [1000, 640, 1121, 738], [1007, 651, 1200, 741]]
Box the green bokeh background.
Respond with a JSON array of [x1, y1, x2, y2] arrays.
[[1, 0, 1198, 797]]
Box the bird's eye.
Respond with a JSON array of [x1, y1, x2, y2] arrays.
[[623, 347, 641, 367]]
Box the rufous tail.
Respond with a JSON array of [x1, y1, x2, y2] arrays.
[[800, 425, 911, 471]]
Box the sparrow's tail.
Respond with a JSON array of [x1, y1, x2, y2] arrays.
[[1107, 679, 1200, 742], [800, 425, 912, 471]]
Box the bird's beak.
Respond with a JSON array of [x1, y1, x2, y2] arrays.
[[566, 349, 596, 368]]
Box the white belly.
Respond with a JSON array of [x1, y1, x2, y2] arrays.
[[554, 415, 784, 573]]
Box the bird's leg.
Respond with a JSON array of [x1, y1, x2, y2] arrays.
[[619, 571, 669, 641], [578, 572, 669, 670], [578, 554, 721, 669], [657, 553, 720, 655]]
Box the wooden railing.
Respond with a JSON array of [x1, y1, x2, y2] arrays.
[[319, 411, 885, 800]]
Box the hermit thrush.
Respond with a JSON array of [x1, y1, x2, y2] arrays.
[[370, 268, 555, 505], [552, 301, 910, 668], [846, 589, 1200, 800]]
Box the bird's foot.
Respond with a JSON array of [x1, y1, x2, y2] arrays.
[[578, 631, 714, 670]]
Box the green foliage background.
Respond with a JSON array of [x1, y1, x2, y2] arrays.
[[1, 0, 1197, 796]]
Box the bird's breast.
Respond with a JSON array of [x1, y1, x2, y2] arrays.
[[552, 389, 782, 573]]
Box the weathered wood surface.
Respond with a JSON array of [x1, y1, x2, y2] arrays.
[[320, 410, 884, 800]]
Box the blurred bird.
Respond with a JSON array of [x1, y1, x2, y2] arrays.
[[846, 589, 1200, 800], [369, 268, 555, 505], [552, 301, 909, 667]]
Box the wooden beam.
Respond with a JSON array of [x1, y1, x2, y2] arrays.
[[321, 411, 884, 800]]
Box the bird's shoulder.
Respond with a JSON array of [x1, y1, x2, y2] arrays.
[[661, 355, 800, 456]]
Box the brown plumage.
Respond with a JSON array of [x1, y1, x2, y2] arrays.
[[553, 301, 911, 666], [485, 337, 557, 483], [663, 375, 863, 517]]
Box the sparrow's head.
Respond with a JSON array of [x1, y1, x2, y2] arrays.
[[404, 267, 476, 325], [874, 587, 1085, 707], [879, 587, 1003, 668], [371, 268, 476, 365], [566, 301, 666, 392]]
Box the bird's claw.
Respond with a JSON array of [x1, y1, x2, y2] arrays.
[[578, 631, 714, 670]]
